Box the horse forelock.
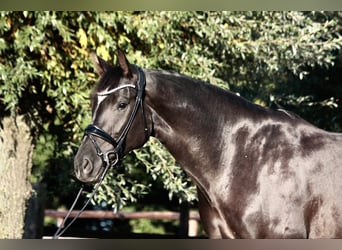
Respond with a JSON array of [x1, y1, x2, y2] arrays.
[[93, 67, 123, 95]]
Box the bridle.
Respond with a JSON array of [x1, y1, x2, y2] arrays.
[[84, 64, 149, 171], [53, 65, 148, 239]]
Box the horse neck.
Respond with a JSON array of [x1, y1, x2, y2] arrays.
[[144, 70, 258, 189]]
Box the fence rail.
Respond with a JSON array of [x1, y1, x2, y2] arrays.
[[45, 209, 200, 220], [44, 209, 201, 238]]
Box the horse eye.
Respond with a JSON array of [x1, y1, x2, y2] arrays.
[[118, 102, 128, 110]]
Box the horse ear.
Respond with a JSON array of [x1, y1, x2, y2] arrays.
[[117, 49, 133, 78], [90, 51, 110, 76]]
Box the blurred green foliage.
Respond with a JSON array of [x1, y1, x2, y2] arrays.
[[0, 11, 341, 214]]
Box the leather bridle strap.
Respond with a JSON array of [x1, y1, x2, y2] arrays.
[[116, 65, 148, 149]]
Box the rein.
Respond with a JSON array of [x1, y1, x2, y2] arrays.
[[52, 163, 111, 239], [53, 65, 148, 239]]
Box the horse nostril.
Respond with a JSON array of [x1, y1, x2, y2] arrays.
[[75, 157, 93, 178], [82, 158, 93, 174]]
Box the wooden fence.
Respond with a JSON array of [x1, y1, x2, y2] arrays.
[[44, 209, 201, 238]]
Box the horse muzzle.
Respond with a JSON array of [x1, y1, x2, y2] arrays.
[[73, 124, 121, 183], [74, 156, 102, 183]]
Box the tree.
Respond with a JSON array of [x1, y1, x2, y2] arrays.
[[0, 12, 341, 233], [0, 115, 33, 238]]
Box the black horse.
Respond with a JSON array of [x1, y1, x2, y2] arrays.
[[74, 49, 342, 238]]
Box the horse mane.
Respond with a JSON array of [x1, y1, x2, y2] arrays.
[[148, 68, 315, 129]]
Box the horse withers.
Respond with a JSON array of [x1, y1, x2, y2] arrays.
[[74, 49, 342, 238]]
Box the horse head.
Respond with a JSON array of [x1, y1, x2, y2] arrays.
[[74, 49, 151, 183]]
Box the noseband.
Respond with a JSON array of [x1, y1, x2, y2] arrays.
[[84, 65, 148, 169]]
